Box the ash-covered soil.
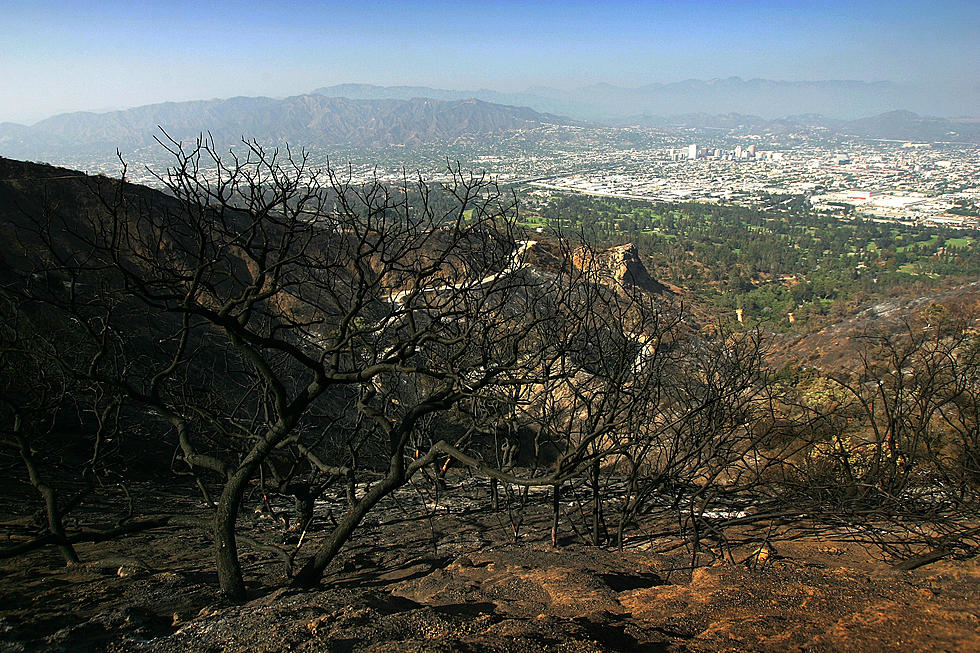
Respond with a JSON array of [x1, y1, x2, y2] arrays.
[[2, 479, 979, 652]]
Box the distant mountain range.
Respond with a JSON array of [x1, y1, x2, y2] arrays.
[[607, 109, 980, 142], [839, 110, 980, 142], [0, 95, 575, 160], [313, 82, 980, 142], [312, 78, 977, 122], [2, 80, 978, 164]]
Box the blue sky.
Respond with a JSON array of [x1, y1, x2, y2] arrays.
[[2, 0, 977, 123]]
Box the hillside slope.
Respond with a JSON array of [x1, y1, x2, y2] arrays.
[[771, 280, 980, 370]]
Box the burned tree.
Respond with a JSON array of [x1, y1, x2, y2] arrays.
[[1, 129, 787, 599], [3, 136, 674, 598]]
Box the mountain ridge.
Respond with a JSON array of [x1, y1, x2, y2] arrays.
[[4, 87, 980, 165], [0, 95, 577, 160], [311, 78, 974, 121]]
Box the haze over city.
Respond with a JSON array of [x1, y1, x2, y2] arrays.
[[2, 0, 978, 124]]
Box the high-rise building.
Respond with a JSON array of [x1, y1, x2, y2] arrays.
[[687, 144, 698, 160], [735, 145, 744, 160]]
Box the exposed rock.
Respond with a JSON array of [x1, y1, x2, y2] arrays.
[[573, 243, 669, 294]]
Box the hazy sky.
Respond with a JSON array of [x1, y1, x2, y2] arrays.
[[2, 0, 977, 124]]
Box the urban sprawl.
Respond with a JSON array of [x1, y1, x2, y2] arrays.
[[83, 124, 980, 229], [524, 134, 979, 228]]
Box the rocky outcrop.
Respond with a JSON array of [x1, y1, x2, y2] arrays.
[[573, 242, 669, 294]]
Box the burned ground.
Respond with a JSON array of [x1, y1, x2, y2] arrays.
[[2, 476, 978, 652]]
